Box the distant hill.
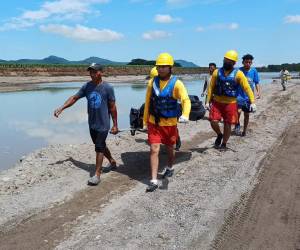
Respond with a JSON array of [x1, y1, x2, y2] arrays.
[[79, 57, 127, 66], [127, 58, 182, 67], [0, 56, 127, 66], [175, 60, 198, 68], [0, 56, 198, 67]]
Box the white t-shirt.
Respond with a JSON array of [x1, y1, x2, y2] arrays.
[[203, 74, 212, 95], [280, 70, 290, 80]]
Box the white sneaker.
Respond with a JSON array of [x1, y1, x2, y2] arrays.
[[88, 175, 100, 186]]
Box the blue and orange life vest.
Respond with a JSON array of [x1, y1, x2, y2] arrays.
[[215, 68, 239, 97], [149, 76, 180, 122]]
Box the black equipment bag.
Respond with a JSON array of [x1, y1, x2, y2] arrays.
[[129, 104, 144, 130], [188, 95, 206, 121]]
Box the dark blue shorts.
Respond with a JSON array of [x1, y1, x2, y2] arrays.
[[237, 99, 251, 113], [89, 129, 109, 153]]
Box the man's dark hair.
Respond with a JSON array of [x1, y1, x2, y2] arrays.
[[209, 63, 216, 67], [242, 54, 254, 61]]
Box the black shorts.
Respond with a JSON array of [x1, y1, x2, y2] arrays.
[[237, 100, 251, 113], [89, 129, 109, 153]]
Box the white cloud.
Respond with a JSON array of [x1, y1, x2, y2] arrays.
[[196, 26, 205, 32], [1, 0, 110, 31], [40, 24, 124, 42], [228, 23, 239, 29], [0, 18, 34, 31], [284, 15, 300, 24], [154, 14, 182, 23], [196, 22, 239, 32], [166, 0, 237, 8], [142, 30, 172, 40]]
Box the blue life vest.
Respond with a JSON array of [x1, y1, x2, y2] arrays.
[[216, 68, 239, 97], [150, 76, 180, 121]]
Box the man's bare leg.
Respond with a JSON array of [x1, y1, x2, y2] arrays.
[[166, 145, 175, 168], [104, 147, 116, 166], [95, 152, 104, 177], [211, 120, 223, 147], [222, 123, 232, 145], [210, 120, 222, 135], [150, 143, 160, 181], [243, 112, 250, 136]]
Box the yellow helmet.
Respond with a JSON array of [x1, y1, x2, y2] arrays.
[[155, 52, 174, 66], [224, 50, 238, 62], [150, 67, 158, 78]]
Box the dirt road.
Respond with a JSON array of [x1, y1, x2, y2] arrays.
[[0, 81, 299, 250], [213, 120, 300, 250]]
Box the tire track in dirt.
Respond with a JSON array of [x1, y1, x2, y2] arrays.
[[211, 118, 300, 249]]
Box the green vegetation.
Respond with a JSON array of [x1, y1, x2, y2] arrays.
[[257, 63, 300, 72]]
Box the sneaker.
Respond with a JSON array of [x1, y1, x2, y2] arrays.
[[214, 133, 223, 148], [146, 183, 158, 192], [162, 168, 174, 179], [234, 123, 241, 135], [241, 131, 246, 137], [88, 175, 100, 186], [219, 143, 227, 151]]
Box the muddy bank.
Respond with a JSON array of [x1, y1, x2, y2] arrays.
[[0, 80, 299, 249], [0, 66, 204, 77]]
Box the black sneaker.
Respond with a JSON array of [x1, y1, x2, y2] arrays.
[[146, 183, 158, 192], [214, 133, 223, 148], [234, 123, 241, 135], [219, 143, 227, 151], [241, 131, 246, 137], [162, 168, 174, 179]]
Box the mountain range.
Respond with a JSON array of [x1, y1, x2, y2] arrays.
[[0, 55, 199, 67]]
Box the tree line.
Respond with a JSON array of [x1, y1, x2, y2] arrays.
[[257, 63, 300, 72]]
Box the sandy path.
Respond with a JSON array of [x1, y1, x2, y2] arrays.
[[212, 119, 300, 250], [0, 81, 299, 249]]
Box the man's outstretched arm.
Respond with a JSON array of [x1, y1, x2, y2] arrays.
[[54, 95, 80, 117]]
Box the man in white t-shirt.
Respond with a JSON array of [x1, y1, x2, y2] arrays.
[[280, 67, 291, 91], [201, 62, 217, 103]]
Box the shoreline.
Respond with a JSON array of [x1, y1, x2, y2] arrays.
[[0, 74, 202, 93]]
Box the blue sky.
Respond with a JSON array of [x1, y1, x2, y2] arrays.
[[0, 0, 299, 66]]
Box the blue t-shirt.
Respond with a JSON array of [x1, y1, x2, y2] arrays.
[[237, 67, 260, 103], [75, 81, 115, 131]]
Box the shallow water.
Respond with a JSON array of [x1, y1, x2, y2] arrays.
[[0, 73, 278, 170]]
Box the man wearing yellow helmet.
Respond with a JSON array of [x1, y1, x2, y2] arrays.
[[150, 66, 158, 79], [143, 52, 191, 192], [205, 50, 256, 150]]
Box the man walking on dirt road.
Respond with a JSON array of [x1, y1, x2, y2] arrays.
[[201, 62, 217, 103], [143, 52, 191, 192], [235, 54, 261, 136], [280, 67, 291, 91], [205, 50, 256, 150], [54, 63, 119, 186]]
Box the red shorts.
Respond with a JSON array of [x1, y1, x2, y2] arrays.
[[209, 101, 238, 125], [148, 123, 178, 146]]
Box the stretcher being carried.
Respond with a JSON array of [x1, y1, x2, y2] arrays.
[[129, 95, 206, 136]]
